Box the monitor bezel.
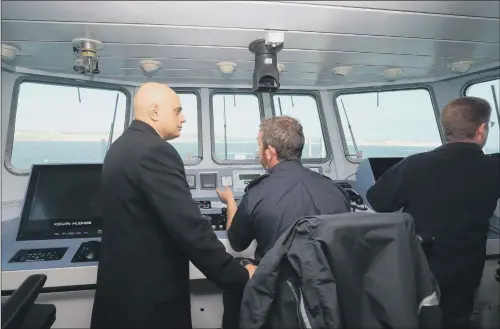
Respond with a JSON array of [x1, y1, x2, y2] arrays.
[[16, 163, 104, 241]]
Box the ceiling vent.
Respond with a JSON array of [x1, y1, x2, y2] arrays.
[[140, 60, 162, 73], [1, 44, 19, 61], [72, 38, 103, 75], [449, 60, 473, 73], [217, 61, 237, 74], [332, 66, 353, 76]]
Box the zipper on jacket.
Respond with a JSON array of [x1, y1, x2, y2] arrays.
[[286, 280, 312, 329]]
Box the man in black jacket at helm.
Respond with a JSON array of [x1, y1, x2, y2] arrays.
[[216, 115, 351, 328], [367, 96, 500, 329]]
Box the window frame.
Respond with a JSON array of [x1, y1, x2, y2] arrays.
[[461, 75, 500, 124], [4, 75, 132, 176], [209, 89, 265, 165], [170, 88, 203, 166], [271, 91, 332, 164], [332, 84, 444, 163]]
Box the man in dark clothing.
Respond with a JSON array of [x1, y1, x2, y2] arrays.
[[91, 83, 253, 329], [366, 96, 500, 329], [216, 115, 351, 328]]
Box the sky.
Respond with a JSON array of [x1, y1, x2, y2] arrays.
[[13, 78, 500, 155], [337, 89, 442, 147]]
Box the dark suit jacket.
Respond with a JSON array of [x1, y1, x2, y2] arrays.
[[366, 142, 500, 293], [90, 120, 249, 329]]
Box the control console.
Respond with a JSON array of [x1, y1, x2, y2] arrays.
[[1, 164, 324, 277], [71, 241, 100, 263], [333, 180, 368, 211], [8, 247, 68, 263]]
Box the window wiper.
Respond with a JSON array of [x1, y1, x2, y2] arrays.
[[277, 97, 283, 115], [223, 96, 228, 160], [77, 87, 82, 103], [490, 84, 499, 120], [106, 93, 120, 151], [340, 99, 361, 159]]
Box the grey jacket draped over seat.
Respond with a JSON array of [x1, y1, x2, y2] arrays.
[[239, 212, 441, 329]]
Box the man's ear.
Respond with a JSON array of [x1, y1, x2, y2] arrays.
[[478, 122, 487, 135], [149, 104, 159, 121], [267, 145, 277, 158]]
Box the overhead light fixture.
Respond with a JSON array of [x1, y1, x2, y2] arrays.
[[140, 60, 162, 73], [217, 61, 237, 74], [332, 66, 353, 76], [1, 44, 20, 61], [381, 67, 402, 81], [277, 63, 286, 73], [449, 60, 473, 73]]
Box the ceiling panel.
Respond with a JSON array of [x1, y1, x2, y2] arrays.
[[2, 1, 498, 42], [21, 56, 477, 82], [20, 62, 472, 85], [3, 21, 499, 60], [95, 73, 389, 87], [285, 1, 500, 18], [6, 41, 481, 69], [2, 1, 498, 87]]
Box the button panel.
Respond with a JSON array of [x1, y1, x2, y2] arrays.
[[8, 247, 68, 263]]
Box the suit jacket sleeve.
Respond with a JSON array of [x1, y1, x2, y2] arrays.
[[138, 143, 249, 292], [366, 158, 412, 212]]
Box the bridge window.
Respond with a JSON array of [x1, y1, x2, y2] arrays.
[[169, 92, 201, 164], [273, 94, 328, 160], [335, 88, 442, 161], [6, 80, 129, 173], [464, 79, 500, 154], [211, 93, 262, 162]]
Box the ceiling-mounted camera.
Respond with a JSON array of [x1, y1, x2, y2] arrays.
[[72, 38, 103, 75], [248, 31, 284, 93]]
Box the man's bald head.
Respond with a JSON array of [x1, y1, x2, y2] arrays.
[[133, 82, 185, 140], [440, 96, 492, 147]]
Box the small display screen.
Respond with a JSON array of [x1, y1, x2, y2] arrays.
[[186, 175, 196, 189], [239, 174, 261, 181], [200, 173, 217, 189], [369, 158, 403, 181]]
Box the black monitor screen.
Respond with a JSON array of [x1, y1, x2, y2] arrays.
[[17, 164, 103, 241], [369, 157, 403, 181]]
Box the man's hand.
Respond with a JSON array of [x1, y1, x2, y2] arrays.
[[245, 264, 257, 278], [216, 186, 234, 204]]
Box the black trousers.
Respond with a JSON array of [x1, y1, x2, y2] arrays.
[[440, 289, 475, 329], [222, 289, 244, 329], [222, 258, 258, 329]]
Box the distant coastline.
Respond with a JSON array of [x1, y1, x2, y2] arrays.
[[14, 131, 441, 147], [13, 131, 198, 143]]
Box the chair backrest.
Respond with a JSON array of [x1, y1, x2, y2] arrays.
[[1, 274, 48, 329]]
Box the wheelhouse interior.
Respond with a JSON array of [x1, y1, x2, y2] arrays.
[[1, 1, 499, 328]]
